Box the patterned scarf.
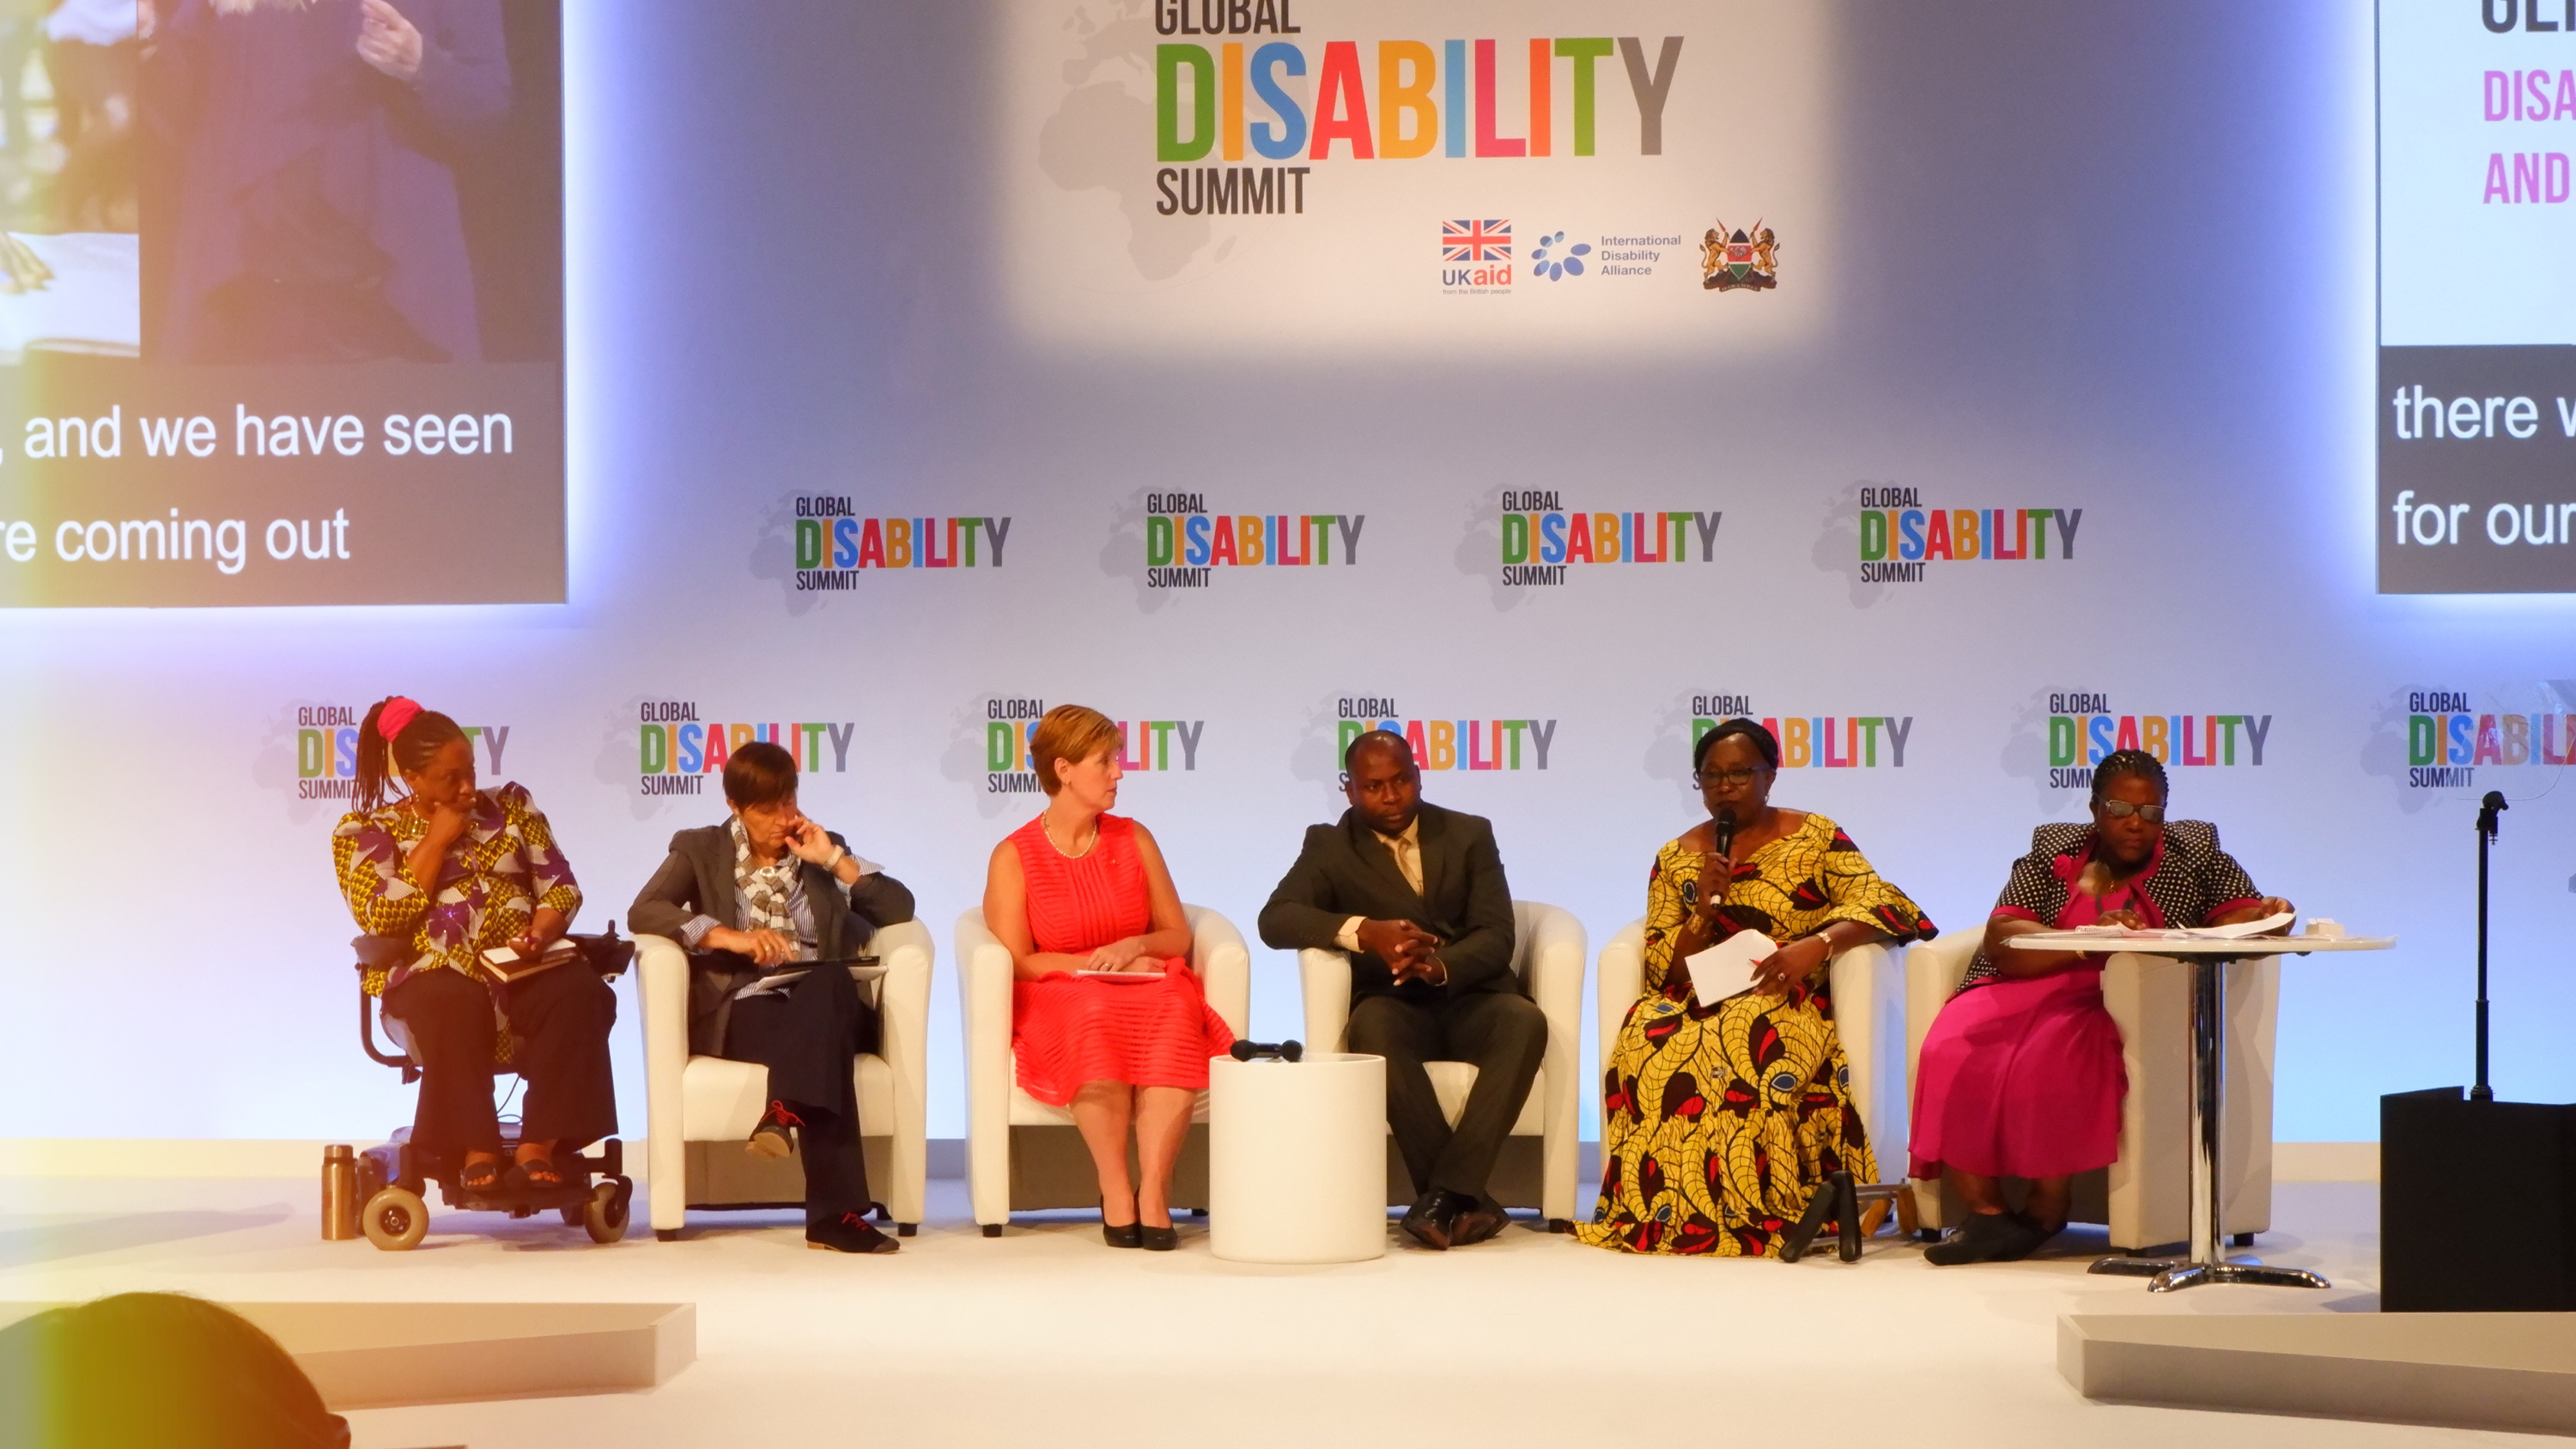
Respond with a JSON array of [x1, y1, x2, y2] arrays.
[[731, 816, 803, 942]]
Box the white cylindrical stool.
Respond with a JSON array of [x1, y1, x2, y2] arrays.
[[1208, 1052, 1386, 1264]]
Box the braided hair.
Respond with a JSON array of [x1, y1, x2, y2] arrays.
[[2089, 748, 2168, 806], [1692, 718, 1780, 774], [354, 697, 466, 813]]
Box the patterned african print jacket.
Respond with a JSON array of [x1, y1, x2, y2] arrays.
[[332, 783, 583, 997], [1959, 819, 2263, 989]]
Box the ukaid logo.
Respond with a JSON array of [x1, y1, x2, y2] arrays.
[[942, 696, 1207, 814], [1331, 696, 1556, 771], [2360, 686, 2576, 803], [254, 703, 513, 823], [750, 494, 1012, 614], [633, 703, 857, 800], [2043, 692, 2273, 791], [1149, 27, 1683, 217], [1140, 493, 1364, 589], [1686, 696, 1914, 769], [1495, 490, 1721, 587], [1851, 487, 2084, 584], [1441, 217, 1512, 293]]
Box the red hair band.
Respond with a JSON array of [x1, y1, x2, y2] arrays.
[[377, 696, 423, 745]]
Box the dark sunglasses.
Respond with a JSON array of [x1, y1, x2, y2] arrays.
[[2095, 799, 2164, 822]]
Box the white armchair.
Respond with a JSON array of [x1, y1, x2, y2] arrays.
[[1298, 900, 1585, 1228], [957, 905, 1251, 1236], [637, 921, 933, 1240], [1902, 926, 2275, 1251], [1595, 918, 1909, 1185]]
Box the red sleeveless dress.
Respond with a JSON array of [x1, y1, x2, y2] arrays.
[[1008, 813, 1234, 1105]]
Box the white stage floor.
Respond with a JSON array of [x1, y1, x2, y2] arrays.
[[0, 1175, 2521, 1448]]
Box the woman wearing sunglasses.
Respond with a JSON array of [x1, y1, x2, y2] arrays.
[[1907, 749, 2293, 1264]]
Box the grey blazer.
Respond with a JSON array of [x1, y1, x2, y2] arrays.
[[629, 824, 916, 1053]]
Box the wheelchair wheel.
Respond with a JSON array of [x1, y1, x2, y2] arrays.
[[582, 1178, 630, 1244], [361, 1186, 429, 1252]]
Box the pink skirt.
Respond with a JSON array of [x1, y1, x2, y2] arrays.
[[1908, 965, 2125, 1180], [1011, 963, 1234, 1106]]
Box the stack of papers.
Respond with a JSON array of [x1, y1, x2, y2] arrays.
[[2057, 911, 2297, 942]]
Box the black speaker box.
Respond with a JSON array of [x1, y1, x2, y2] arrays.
[[2381, 1087, 2576, 1312]]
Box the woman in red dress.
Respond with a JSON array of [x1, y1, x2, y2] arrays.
[[982, 705, 1234, 1251]]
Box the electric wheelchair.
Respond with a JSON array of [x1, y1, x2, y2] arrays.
[[349, 930, 637, 1251]]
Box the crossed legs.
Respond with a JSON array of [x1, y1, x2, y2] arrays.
[[1070, 1082, 1194, 1228]]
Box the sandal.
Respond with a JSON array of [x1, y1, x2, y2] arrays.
[[459, 1157, 501, 1192], [509, 1155, 567, 1191]]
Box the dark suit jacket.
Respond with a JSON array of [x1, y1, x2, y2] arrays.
[[1258, 801, 1517, 1004], [629, 824, 915, 1054]]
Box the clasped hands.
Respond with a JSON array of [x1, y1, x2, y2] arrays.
[[1356, 919, 1448, 985]]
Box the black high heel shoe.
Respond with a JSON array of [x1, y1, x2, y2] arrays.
[[1103, 1222, 1143, 1249], [1139, 1223, 1179, 1252]]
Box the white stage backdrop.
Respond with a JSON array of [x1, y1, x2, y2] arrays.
[[2, 1, 2567, 1149]]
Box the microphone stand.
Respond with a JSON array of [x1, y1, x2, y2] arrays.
[[2473, 790, 2506, 1103]]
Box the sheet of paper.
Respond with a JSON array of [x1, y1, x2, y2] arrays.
[[1681, 930, 1777, 993], [1076, 969, 1160, 984], [2056, 910, 2295, 943], [732, 968, 811, 1001]]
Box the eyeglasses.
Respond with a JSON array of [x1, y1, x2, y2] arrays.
[[1692, 767, 1765, 788], [2096, 799, 2165, 822]]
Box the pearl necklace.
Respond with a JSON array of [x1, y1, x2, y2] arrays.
[[1040, 811, 1098, 859]]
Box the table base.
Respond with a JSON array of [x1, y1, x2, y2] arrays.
[[2090, 1254, 2331, 1292]]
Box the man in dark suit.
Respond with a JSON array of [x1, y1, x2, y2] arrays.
[[1258, 731, 1542, 1249], [629, 742, 914, 1254]]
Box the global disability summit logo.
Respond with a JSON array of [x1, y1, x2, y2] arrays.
[[253, 701, 516, 824], [2360, 683, 2576, 809], [748, 492, 1013, 614], [1139, 493, 1364, 588], [2038, 692, 2274, 791], [1323, 696, 1558, 773], [939, 694, 1208, 816], [612, 701, 858, 817], [1813, 482, 2085, 605], [1149, 25, 1683, 219], [1683, 694, 1917, 769], [1493, 490, 1722, 587]]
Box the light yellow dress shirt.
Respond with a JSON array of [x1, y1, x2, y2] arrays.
[[1334, 818, 1424, 951]]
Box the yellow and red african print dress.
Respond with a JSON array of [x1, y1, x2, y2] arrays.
[[332, 782, 583, 1000], [1577, 815, 1933, 1256]]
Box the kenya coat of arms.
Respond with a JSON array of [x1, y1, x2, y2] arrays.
[[1701, 221, 1778, 292]]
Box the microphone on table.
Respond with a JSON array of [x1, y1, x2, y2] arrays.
[[1229, 1040, 1304, 1063], [1713, 806, 1737, 858]]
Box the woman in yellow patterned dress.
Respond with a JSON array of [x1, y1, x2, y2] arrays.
[[331, 695, 616, 1195], [1577, 719, 1935, 1256]]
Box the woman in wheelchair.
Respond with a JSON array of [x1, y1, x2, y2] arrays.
[[331, 695, 617, 1195]]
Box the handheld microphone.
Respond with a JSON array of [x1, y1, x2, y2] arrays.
[[1228, 1040, 1304, 1063], [1713, 806, 1737, 858]]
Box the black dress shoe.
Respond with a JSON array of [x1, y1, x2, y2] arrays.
[[1139, 1223, 1179, 1252], [1103, 1222, 1143, 1249], [1449, 1197, 1509, 1246], [807, 1212, 900, 1254], [1400, 1190, 1470, 1251], [1923, 1210, 2042, 1266]]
